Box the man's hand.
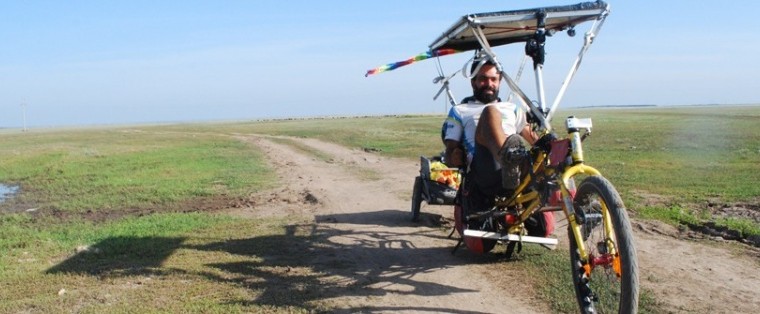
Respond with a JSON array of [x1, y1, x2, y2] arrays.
[[520, 124, 539, 145], [444, 140, 465, 167]]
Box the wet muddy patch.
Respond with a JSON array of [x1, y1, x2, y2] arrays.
[[0, 183, 19, 203]]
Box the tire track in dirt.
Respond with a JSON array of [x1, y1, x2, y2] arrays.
[[234, 134, 550, 313]]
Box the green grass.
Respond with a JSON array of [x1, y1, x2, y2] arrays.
[[0, 211, 324, 313], [567, 106, 760, 243], [635, 205, 703, 226], [0, 212, 228, 271], [0, 129, 275, 212], [637, 205, 760, 238], [716, 216, 760, 238], [572, 106, 760, 203], [502, 246, 661, 313]]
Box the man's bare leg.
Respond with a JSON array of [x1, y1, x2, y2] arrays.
[[474, 105, 525, 189], [475, 105, 507, 159]]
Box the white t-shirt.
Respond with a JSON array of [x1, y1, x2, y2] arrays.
[[442, 100, 528, 164]]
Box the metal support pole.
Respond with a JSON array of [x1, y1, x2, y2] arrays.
[[527, 10, 548, 114], [535, 64, 547, 113], [546, 5, 610, 123]]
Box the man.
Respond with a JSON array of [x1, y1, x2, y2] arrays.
[[442, 59, 538, 201]]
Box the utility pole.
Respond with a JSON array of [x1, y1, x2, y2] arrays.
[[21, 99, 28, 132]]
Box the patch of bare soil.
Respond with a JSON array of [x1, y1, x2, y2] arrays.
[[707, 200, 760, 224], [2, 194, 234, 224], [233, 134, 760, 313], [634, 220, 760, 313]]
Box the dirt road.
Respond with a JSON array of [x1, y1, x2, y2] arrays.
[[236, 134, 760, 313]]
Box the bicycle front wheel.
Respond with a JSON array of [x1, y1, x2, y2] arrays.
[[569, 175, 639, 314]]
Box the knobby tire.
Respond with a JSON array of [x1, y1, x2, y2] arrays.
[[569, 175, 639, 314]]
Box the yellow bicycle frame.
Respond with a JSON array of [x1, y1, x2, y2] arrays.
[[498, 129, 619, 266]]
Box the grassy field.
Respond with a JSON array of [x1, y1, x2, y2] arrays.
[[0, 129, 275, 212], [1, 105, 758, 312], [153, 106, 760, 234]]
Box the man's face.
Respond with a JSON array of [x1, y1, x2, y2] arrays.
[[471, 64, 500, 104]]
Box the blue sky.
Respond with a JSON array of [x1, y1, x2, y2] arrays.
[[1, 1, 758, 128]]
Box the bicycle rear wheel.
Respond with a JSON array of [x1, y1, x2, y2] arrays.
[[411, 176, 423, 222], [569, 175, 639, 314]]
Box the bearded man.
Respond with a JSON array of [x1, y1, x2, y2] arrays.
[[442, 60, 538, 207]]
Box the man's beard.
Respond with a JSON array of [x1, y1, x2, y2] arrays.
[[474, 86, 499, 103], [475, 86, 499, 104]]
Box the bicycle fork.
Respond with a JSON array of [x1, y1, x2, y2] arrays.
[[562, 128, 621, 277]]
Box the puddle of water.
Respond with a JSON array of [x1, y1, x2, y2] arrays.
[[0, 184, 19, 202]]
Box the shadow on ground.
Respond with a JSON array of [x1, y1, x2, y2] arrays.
[[46, 236, 186, 277], [184, 209, 502, 312], [45, 209, 502, 313]]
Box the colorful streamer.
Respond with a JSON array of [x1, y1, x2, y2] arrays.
[[365, 48, 460, 77]]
